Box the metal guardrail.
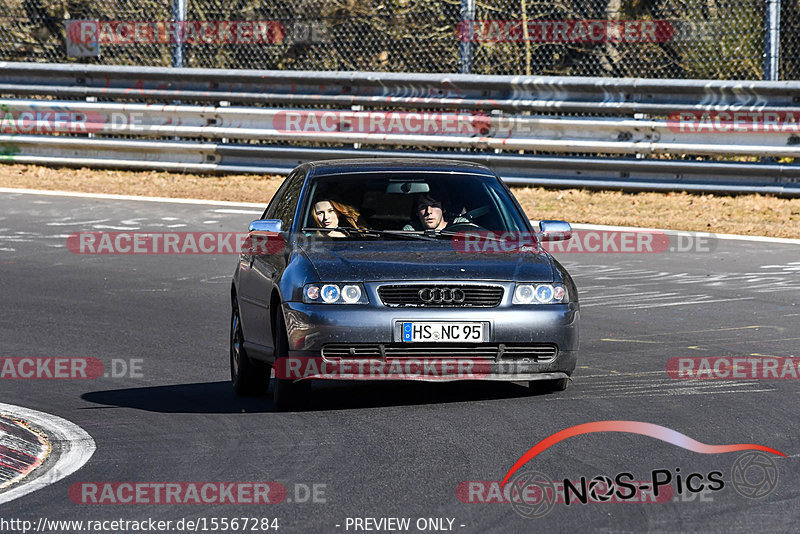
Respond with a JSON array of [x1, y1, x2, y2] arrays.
[[1, 62, 800, 195], [4, 62, 800, 112]]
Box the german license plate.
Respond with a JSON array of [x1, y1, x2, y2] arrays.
[[400, 322, 487, 342]]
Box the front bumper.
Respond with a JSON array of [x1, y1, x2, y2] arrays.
[[281, 295, 579, 379]]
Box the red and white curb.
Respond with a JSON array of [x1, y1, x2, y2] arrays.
[[0, 403, 95, 504], [0, 417, 48, 491]]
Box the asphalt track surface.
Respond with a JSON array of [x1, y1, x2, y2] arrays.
[[1, 191, 799, 533]]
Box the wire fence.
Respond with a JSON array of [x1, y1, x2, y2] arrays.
[[1, 0, 798, 79]]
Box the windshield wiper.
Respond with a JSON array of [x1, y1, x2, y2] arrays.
[[374, 230, 439, 241]]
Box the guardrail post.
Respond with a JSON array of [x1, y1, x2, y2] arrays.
[[171, 0, 187, 68], [459, 0, 475, 74], [764, 0, 781, 80]]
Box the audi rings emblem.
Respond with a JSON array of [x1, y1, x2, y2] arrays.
[[418, 287, 466, 304]]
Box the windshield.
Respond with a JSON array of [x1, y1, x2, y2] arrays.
[[299, 172, 529, 238]]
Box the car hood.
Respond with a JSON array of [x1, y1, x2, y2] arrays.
[[298, 240, 554, 282]]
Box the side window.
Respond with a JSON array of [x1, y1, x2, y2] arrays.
[[263, 171, 293, 219], [270, 170, 305, 231]]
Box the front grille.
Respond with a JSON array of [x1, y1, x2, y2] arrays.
[[500, 345, 558, 360], [378, 284, 504, 307], [321, 343, 557, 361]]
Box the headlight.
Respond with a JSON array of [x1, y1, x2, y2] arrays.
[[305, 285, 320, 301], [513, 283, 568, 304], [341, 285, 362, 303], [321, 284, 340, 303], [513, 284, 535, 304], [535, 284, 554, 303], [303, 283, 369, 304]]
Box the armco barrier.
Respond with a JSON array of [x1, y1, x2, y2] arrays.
[[1, 62, 799, 195]]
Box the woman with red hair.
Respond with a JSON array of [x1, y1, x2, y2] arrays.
[[311, 198, 368, 237]]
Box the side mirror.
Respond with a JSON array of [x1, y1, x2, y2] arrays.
[[539, 220, 572, 242], [249, 219, 282, 233]]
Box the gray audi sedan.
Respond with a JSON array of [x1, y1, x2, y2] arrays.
[[230, 159, 579, 409]]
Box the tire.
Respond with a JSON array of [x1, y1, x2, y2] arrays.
[[529, 377, 570, 393], [230, 299, 270, 396], [272, 309, 312, 411]]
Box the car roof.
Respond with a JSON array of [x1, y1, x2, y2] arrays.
[[305, 158, 497, 178]]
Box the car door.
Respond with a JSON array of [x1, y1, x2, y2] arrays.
[[238, 169, 305, 354]]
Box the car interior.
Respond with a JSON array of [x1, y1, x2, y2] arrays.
[[302, 174, 521, 232]]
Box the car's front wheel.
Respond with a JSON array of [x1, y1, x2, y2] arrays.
[[230, 299, 270, 395], [272, 308, 311, 411]]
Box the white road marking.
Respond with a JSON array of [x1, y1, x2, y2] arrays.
[[46, 219, 110, 227], [570, 223, 800, 245], [542, 388, 776, 401], [576, 381, 762, 392], [582, 296, 700, 308], [0, 187, 265, 208], [576, 370, 667, 379], [581, 292, 681, 304], [212, 209, 264, 215], [581, 290, 665, 301], [600, 338, 662, 344], [0, 403, 95, 505], [619, 297, 755, 310], [612, 325, 773, 338]]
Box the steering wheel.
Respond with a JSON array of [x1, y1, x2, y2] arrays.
[[446, 221, 484, 232]]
